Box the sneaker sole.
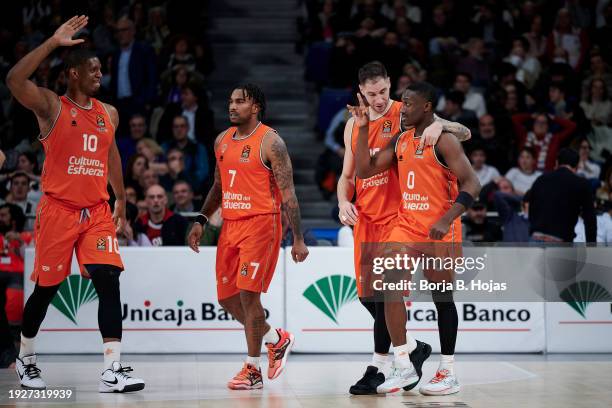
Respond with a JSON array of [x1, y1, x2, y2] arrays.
[[20, 384, 46, 390], [349, 386, 378, 395], [99, 383, 145, 393], [419, 385, 461, 396], [268, 333, 295, 380], [228, 382, 264, 390]]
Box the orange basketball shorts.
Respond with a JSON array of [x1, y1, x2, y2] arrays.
[[216, 213, 282, 300], [31, 195, 124, 287]]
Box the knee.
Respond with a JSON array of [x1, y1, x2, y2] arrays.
[[87, 265, 121, 298], [239, 290, 262, 312]]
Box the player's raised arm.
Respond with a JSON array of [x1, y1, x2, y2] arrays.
[[6, 16, 88, 122], [428, 133, 481, 240], [264, 131, 309, 263], [351, 94, 397, 179], [105, 104, 127, 235], [188, 132, 225, 253]]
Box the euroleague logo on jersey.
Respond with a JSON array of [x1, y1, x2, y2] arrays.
[[240, 145, 251, 163], [382, 120, 393, 136]]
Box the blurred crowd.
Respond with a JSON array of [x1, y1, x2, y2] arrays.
[[301, 0, 612, 244]]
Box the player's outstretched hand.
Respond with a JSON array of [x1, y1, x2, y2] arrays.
[[188, 223, 203, 253], [429, 218, 450, 240], [292, 240, 309, 263], [338, 201, 358, 226], [112, 199, 127, 236], [347, 93, 369, 128], [52, 15, 88, 47], [419, 120, 444, 152]]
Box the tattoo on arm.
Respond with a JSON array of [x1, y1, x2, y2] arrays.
[[200, 165, 222, 217], [270, 137, 303, 239], [434, 115, 471, 141]]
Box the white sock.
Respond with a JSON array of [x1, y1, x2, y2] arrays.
[[371, 353, 390, 371], [19, 335, 35, 358], [103, 341, 121, 370], [246, 355, 261, 368], [439, 354, 455, 375], [393, 344, 415, 370], [405, 333, 417, 353], [263, 327, 280, 345]]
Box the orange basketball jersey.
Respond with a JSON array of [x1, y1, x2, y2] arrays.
[[216, 123, 282, 220], [40, 96, 114, 209], [394, 129, 461, 242], [350, 100, 403, 224]]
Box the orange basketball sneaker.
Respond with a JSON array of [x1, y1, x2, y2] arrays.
[[265, 328, 295, 380], [227, 364, 263, 390]]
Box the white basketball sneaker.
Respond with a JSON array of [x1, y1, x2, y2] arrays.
[[16, 354, 46, 389], [376, 364, 420, 394], [419, 369, 460, 395], [99, 362, 145, 393]]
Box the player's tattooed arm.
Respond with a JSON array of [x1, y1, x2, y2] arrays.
[[433, 114, 472, 141], [268, 134, 304, 240]]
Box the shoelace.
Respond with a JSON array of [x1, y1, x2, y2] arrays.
[[115, 365, 134, 380], [234, 365, 258, 381], [430, 370, 449, 384], [24, 364, 41, 379]]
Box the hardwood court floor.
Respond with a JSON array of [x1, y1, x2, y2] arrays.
[[1, 354, 611, 407]]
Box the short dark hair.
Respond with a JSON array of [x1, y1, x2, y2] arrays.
[[549, 81, 566, 94], [234, 83, 267, 120], [10, 171, 30, 184], [358, 61, 388, 84], [0, 203, 26, 232], [172, 179, 192, 191], [557, 147, 579, 168], [406, 81, 438, 104], [514, 35, 530, 52], [456, 72, 473, 83], [519, 147, 537, 159], [64, 48, 98, 71], [446, 90, 465, 106]]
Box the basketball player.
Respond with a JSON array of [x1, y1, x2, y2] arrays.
[[339, 62, 471, 395], [6, 16, 144, 392], [188, 84, 309, 390], [352, 82, 480, 394]]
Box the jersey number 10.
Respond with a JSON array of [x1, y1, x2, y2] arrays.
[[82, 133, 98, 152]]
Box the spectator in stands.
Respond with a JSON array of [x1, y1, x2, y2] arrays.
[[135, 184, 188, 246], [316, 108, 347, 199], [597, 167, 612, 202], [513, 112, 577, 171], [126, 186, 138, 206], [524, 15, 547, 60], [469, 2, 512, 51], [575, 138, 601, 182], [529, 148, 596, 242], [329, 34, 359, 88], [581, 78, 612, 127], [92, 4, 117, 57], [162, 115, 209, 191], [469, 145, 500, 186], [546, 8, 589, 71], [139, 168, 160, 196], [493, 190, 531, 242], [438, 90, 478, 134], [0, 173, 36, 231], [160, 148, 194, 192], [117, 201, 151, 247], [136, 138, 168, 176], [437, 72, 487, 118], [504, 36, 541, 89], [144, 6, 170, 56], [456, 38, 490, 90], [111, 16, 157, 133], [426, 5, 458, 57], [171, 180, 201, 213], [505, 148, 542, 196], [124, 153, 149, 199], [581, 53, 612, 101], [547, 82, 589, 132], [118, 114, 149, 169], [462, 200, 502, 243], [471, 114, 511, 173]]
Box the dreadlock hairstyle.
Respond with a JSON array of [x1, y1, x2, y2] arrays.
[[235, 83, 266, 121]]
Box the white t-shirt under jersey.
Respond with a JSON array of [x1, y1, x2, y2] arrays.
[[505, 167, 542, 194]]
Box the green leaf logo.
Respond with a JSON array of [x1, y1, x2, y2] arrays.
[[51, 275, 98, 324], [303, 275, 358, 324], [560, 281, 612, 318]]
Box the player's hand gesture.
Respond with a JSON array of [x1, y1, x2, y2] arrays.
[[112, 199, 127, 236], [347, 93, 369, 128], [188, 223, 203, 253], [429, 218, 451, 240], [419, 120, 444, 152], [338, 200, 358, 226], [292, 239, 309, 263], [52, 15, 88, 47]]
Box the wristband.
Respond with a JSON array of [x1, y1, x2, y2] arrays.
[[455, 191, 475, 208], [194, 214, 208, 226]]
